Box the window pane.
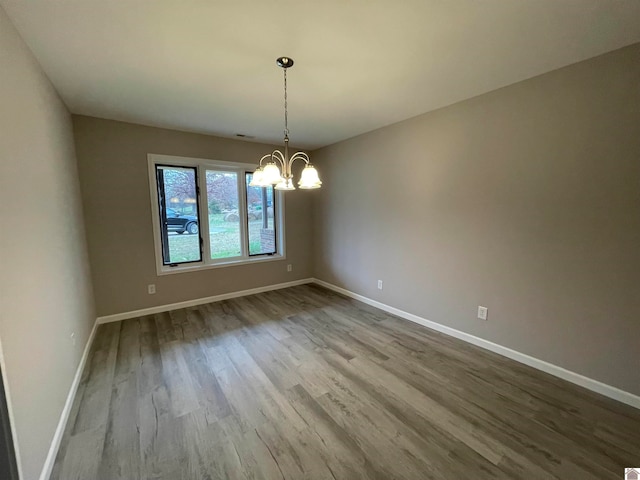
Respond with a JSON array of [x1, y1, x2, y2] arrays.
[[155, 165, 202, 265], [207, 171, 242, 259], [246, 173, 276, 256]]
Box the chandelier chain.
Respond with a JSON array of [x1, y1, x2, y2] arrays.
[[283, 67, 289, 138]]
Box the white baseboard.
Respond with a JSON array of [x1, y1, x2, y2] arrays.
[[97, 278, 314, 324], [39, 318, 99, 480], [312, 278, 640, 410]]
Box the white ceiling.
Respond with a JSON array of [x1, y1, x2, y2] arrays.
[[2, 0, 640, 149]]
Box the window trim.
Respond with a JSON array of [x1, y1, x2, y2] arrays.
[[148, 154, 286, 276]]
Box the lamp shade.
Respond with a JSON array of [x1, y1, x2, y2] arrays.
[[298, 164, 322, 189], [275, 178, 296, 191], [262, 162, 283, 185], [249, 167, 265, 187]]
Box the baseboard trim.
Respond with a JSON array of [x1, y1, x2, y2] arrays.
[[312, 278, 640, 410], [39, 318, 99, 480], [96, 278, 314, 324]]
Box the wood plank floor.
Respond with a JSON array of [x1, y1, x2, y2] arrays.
[[52, 284, 640, 479]]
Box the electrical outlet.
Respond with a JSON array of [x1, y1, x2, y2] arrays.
[[477, 306, 488, 320], [287, 264, 293, 272], [148, 284, 156, 295], [70, 332, 76, 346], [377, 280, 383, 290]]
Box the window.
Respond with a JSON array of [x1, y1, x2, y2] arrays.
[[155, 165, 202, 265], [206, 170, 242, 260], [148, 154, 284, 274], [246, 173, 277, 256]]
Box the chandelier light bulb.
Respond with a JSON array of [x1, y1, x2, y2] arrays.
[[298, 164, 322, 189], [262, 162, 283, 185], [275, 178, 296, 191], [249, 167, 265, 187]]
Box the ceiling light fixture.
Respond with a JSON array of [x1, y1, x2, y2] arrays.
[[250, 57, 322, 191]]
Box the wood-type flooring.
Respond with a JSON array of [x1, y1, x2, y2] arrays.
[[51, 284, 640, 479]]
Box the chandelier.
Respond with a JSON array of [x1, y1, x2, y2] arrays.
[[249, 57, 322, 190]]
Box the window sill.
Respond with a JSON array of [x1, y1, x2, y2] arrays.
[[157, 254, 285, 276]]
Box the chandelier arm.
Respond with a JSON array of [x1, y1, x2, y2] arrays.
[[288, 151, 310, 170], [272, 150, 285, 163], [258, 154, 272, 166], [270, 150, 287, 172]]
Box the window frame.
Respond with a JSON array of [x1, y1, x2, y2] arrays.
[[148, 154, 286, 275]]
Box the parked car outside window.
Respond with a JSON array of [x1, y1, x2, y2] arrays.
[[165, 208, 199, 235]]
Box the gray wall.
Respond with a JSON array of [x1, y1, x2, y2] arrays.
[[0, 6, 96, 479], [73, 116, 315, 317], [312, 43, 640, 396]]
